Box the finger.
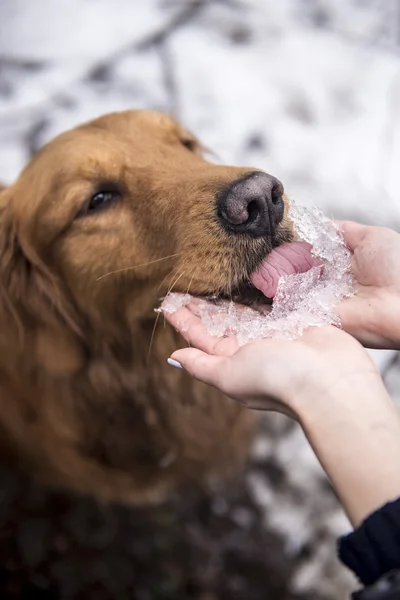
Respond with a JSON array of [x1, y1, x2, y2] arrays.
[[170, 348, 299, 417], [165, 305, 202, 335], [336, 220, 368, 250], [169, 348, 227, 388], [164, 306, 214, 351], [165, 307, 240, 356], [187, 298, 249, 314], [335, 296, 373, 342]]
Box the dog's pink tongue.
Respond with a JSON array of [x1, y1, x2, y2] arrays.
[[250, 241, 324, 299]]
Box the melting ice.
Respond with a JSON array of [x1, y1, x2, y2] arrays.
[[157, 201, 355, 345]]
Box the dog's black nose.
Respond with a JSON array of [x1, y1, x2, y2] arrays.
[[218, 172, 284, 237]]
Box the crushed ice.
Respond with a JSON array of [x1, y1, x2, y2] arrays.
[[157, 201, 355, 345]]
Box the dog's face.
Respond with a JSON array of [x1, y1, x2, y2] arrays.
[[1, 110, 293, 327]]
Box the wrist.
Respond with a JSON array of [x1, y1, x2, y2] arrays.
[[293, 370, 387, 421], [284, 367, 384, 423], [296, 375, 400, 527]]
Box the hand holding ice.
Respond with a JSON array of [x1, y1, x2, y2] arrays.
[[157, 201, 355, 344]]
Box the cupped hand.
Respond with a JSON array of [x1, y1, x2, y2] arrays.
[[337, 221, 400, 349], [166, 301, 380, 419]]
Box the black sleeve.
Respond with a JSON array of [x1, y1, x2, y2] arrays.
[[351, 571, 400, 599], [338, 498, 400, 586]]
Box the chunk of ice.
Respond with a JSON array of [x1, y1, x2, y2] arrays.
[[157, 200, 355, 345], [157, 293, 191, 314]]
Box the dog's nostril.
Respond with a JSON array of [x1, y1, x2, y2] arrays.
[[246, 199, 261, 223], [271, 182, 284, 205], [272, 194, 283, 206]]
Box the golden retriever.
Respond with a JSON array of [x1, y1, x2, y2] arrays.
[[0, 110, 292, 505]]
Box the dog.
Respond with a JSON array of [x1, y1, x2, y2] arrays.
[[0, 110, 293, 506]]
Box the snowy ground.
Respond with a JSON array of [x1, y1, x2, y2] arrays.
[[1, 1, 400, 598]]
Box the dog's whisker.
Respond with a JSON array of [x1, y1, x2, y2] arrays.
[[158, 268, 182, 297], [186, 274, 195, 296], [97, 253, 180, 282], [166, 271, 185, 297], [158, 269, 177, 294], [154, 270, 185, 344], [147, 309, 162, 362], [157, 265, 183, 297]]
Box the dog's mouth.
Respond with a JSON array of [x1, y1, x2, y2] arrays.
[[217, 283, 270, 306], [204, 239, 324, 307], [249, 240, 324, 298]]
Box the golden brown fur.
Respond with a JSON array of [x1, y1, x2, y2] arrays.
[[0, 111, 292, 505]]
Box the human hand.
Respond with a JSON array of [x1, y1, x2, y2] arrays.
[[166, 302, 380, 419], [337, 221, 400, 349], [166, 303, 400, 526]]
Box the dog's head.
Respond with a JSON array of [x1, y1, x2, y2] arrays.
[[0, 110, 292, 339]]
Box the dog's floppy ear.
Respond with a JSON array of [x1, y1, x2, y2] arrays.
[[0, 186, 86, 354]]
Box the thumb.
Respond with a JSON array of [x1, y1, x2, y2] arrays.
[[169, 348, 226, 387], [336, 220, 367, 251]]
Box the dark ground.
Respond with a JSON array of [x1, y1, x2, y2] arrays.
[[0, 473, 312, 600], [0, 418, 327, 600]]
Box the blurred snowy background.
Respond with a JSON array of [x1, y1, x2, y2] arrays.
[[1, 1, 400, 599]]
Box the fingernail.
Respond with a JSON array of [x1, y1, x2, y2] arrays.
[[167, 358, 183, 369]]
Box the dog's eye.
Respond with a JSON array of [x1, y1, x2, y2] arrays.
[[181, 139, 196, 152], [88, 190, 119, 213]]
